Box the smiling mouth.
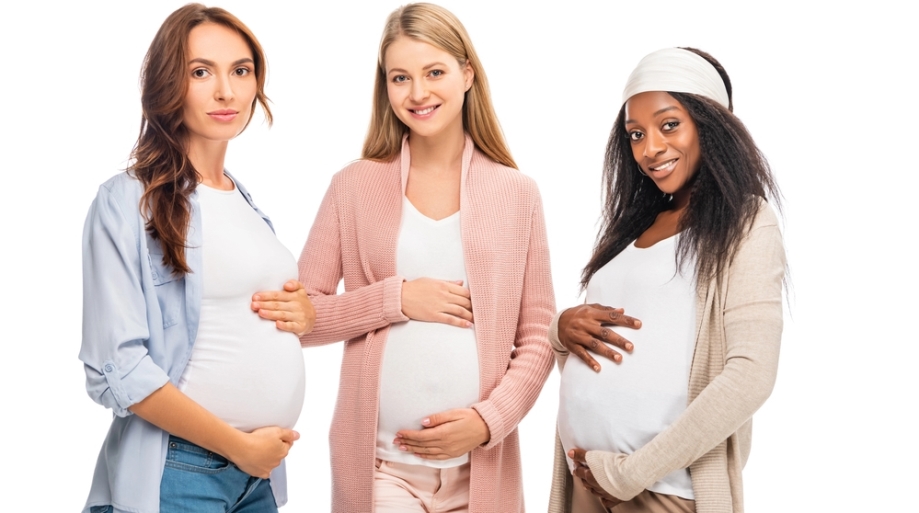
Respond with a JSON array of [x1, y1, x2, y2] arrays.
[[650, 159, 677, 172], [410, 105, 439, 115]]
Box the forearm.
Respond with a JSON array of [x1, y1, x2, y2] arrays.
[[299, 274, 408, 346], [128, 382, 245, 461], [585, 344, 780, 499], [473, 197, 556, 448]]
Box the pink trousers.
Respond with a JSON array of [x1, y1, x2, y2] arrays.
[[373, 459, 470, 513]]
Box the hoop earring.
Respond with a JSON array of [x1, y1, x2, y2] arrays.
[[636, 163, 647, 177]]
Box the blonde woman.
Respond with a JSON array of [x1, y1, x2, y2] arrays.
[[298, 3, 555, 512]]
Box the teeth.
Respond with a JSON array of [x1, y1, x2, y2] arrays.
[[651, 159, 676, 171], [413, 106, 435, 115]]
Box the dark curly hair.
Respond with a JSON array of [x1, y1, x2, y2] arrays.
[[581, 48, 781, 288]]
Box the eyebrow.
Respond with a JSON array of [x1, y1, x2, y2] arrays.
[[188, 57, 255, 67], [387, 62, 448, 75], [625, 105, 681, 124]]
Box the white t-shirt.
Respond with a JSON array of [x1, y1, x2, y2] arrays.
[[178, 181, 306, 432], [558, 235, 696, 499], [376, 198, 480, 468]]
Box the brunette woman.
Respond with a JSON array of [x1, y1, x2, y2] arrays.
[[549, 48, 785, 513], [80, 5, 313, 512], [297, 3, 555, 512]]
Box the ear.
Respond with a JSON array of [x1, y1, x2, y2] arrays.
[[463, 62, 474, 92]]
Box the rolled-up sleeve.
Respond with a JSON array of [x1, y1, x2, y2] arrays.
[[79, 183, 169, 417]]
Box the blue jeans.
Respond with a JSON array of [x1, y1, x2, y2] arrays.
[[158, 436, 278, 513]]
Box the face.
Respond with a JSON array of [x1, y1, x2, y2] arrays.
[[182, 22, 257, 150], [384, 36, 474, 140], [624, 91, 702, 200]]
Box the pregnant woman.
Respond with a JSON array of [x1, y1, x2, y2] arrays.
[[550, 47, 786, 513], [298, 3, 555, 512], [80, 5, 314, 513]]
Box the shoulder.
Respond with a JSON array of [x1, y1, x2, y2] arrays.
[[469, 150, 542, 202], [749, 197, 780, 231], [732, 197, 786, 270], [91, 171, 145, 218], [325, 158, 399, 195]]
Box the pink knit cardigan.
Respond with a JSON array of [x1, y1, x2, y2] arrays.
[[298, 135, 556, 513]]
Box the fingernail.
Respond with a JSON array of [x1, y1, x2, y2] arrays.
[[626, 344, 633, 351], [593, 365, 600, 372], [395, 433, 403, 439], [253, 295, 261, 301], [422, 418, 430, 426], [399, 445, 407, 451]]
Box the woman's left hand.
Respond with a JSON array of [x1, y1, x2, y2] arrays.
[[569, 448, 624, 509], [394, 408, 491, 460], [251, 280, 316, 336]]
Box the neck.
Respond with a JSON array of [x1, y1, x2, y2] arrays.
[[407, 123, 466, 174], [671, 188, 691, 212], [186, 136, 232, 190]]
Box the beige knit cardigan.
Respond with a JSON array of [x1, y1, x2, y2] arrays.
[[547, 201, 785, 513], [298, 135, 556, 513]]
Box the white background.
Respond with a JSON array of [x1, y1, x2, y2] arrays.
[[2, 1, 916, 511]]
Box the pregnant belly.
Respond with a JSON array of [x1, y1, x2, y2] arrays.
[[377, 321, 480, 435], [557, 356, 687, 470], [180, 302, 306, 432]]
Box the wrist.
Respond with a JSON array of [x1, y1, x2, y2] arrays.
[[474, 409, 491, 446], [213, 426, 247, 463]]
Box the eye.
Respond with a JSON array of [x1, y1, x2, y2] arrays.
[[191, 68, 210, 78], [628, 131, 644, 142], [233, 66, 251, 77], [391, 75, 408, 84], [662, 121, 680, 131], [429, 69, 444, 78]]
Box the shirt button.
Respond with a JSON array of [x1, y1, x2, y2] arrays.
[[104, 364, 114, 373]]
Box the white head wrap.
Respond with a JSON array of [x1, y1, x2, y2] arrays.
[[621, 48, 730, 109]]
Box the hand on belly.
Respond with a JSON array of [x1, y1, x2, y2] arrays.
[[569, 447, 624, 509], [392, 408, 490, 460]]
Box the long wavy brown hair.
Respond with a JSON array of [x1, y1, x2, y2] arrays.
[[362, 3, 516, 169], [131, 3, 271, 275]]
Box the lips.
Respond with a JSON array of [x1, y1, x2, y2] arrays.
[[409, 105, 439, 117], [649, 159, 678, 172], [208, 109, 238, 122]]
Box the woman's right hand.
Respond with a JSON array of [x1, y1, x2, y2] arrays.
[[401, 277, 473, 328], [558, 304, 641, 372], [229, 427, 300, 479]]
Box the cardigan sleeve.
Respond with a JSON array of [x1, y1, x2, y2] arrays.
[[298, 173, 408, 347], [547, 310, 570, 371], [472, 187, 556, 449], [585, 207, 786, 500]]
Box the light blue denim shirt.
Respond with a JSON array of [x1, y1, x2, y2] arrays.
[[80, 171, 288, 513]]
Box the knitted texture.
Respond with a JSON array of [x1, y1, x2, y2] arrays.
[[299, 135, 556, 513], [547, 200, 785, 513]]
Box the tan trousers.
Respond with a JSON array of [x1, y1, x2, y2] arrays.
[[373, 458, 470, 513], [571, 479, 695, 513]]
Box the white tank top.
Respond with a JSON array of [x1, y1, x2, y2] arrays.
[[178, 181, 306, 432], [376, 198, 480, 468], [558, 235, 696, 499]]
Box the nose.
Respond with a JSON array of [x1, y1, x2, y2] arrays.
[[214, 74, 235, 102], [409, 79, 428, 103], [643, 129, 666, 159]]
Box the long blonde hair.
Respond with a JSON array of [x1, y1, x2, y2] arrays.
[[361, 3, 516, 169]]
